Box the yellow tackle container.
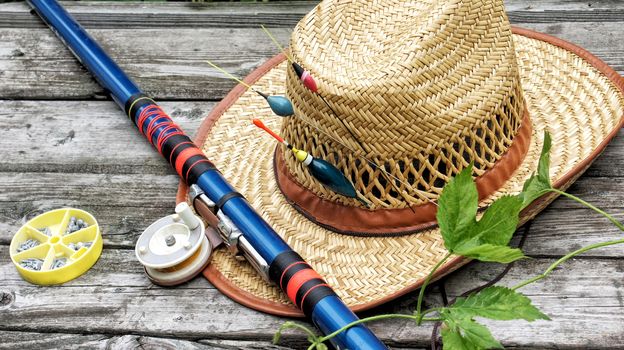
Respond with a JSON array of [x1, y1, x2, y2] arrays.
[[9, 208, 102, 285]]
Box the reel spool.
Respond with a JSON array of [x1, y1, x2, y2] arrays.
[[135, 202, 212, 286]]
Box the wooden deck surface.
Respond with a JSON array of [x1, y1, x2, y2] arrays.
[[1, 1, 623, 349]]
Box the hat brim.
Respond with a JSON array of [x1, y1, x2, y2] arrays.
[[177, 27, 624, 317]]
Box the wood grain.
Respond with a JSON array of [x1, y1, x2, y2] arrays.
[[0, 331, 300, 350], [0, 331, 425, 350], [0, 247, 436, 348], [0, 2, 622, 100], [0, 100, 212, 174], [1, 171, 623, 257], [0, 1, 316, 29], [2, 246, 623, 348], [440, 258, 624, 349], [1, 1, 623, 349], [0, 1, 622, 29]]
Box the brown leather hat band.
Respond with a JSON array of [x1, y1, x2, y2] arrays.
[[274, 110, 532, 236]]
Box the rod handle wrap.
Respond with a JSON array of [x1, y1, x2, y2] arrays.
[[269, 250, 337, 316], [125, 93, 216, 185]]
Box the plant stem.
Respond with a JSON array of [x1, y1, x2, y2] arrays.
[[315, 313, 438, 345], [415, 252, 452, 324], [280, 322, 318, 340], [421, 307, 444, 317], [549, 188, 624, 231], [512, 188, 624, 289], [512, 237, 624, 290], [318, 314, 415, 343]]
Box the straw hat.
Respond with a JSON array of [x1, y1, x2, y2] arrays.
[[177, 0, 624, 317]]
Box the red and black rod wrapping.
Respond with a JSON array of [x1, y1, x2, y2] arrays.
[[269, 251, 336, 316], [125, 93, 216, 185]]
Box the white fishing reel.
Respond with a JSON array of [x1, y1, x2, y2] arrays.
[[135, 202, 212, 286]]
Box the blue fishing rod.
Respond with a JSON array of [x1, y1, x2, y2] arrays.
[[27, 1, 387, 349]]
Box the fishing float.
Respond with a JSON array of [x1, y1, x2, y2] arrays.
[[260, 25, 319, 93], [253, 119, 369, 207], [26, 1, 387, 349], [205, 60, 294, 117], [205, 58, 433, 209], [260, 25, 419, 211]]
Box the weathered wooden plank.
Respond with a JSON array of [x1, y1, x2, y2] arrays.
[[584, 130, 624, 177], [1, 14, 623, 100], [2, 100, 621, 177], [505, 0, 624, 23], [0, 331, 425, 350], [0, 331, 299, 350], [0, 247, 434, 348], [440, 258, 624, 349], [0, 1, 316, 29], [506, 0, 624, 11], [1, 246, 622, 348], [0, 172, 181, 247], [0, 169, 622, 257], [0, 100, 211, 175], [0, 27, 292, 100], [525, 207, 624, 257], [1, 1, 622, 29], [0, 102, 622, 256]]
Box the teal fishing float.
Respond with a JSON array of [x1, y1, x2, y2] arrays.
[[206, 60, 293, 117], [252, 119, 368, 206]]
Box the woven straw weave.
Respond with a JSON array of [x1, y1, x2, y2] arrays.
[[199, 34, 624, 308], [281, 0, 525, 209]]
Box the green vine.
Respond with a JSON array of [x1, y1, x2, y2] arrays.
[[273, 132, 624, 349]]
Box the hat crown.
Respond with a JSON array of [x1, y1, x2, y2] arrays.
[[281, 0, 526, 209]]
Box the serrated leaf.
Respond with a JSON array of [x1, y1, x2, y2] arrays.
[[442, 317, 503, 350], [437, 167, 525, 262], [520, 132, 553, 208], [438, 165, 478, 251], [471, 195, 523, 246], [441, 327, 477, 350], [454, 244, 525, 263], [449, 286, 551, 322]]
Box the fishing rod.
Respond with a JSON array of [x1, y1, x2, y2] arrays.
[[27, 1, 387, 349]]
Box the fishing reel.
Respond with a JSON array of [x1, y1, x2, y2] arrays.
[[135, 202, 214, 286], [136, 187, 270, 286]]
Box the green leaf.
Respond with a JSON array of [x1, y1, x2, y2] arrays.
[[448, 286, 551, 321], [438, 165, 478, 251], [441, 327, 476, 350], [471, 196, 523, 247], [454, 244, 525, 263], [538, 132, 552, 185], [520, 132, 553, 208], [442, 318, 503, 350], [437, 167, 525, 262]]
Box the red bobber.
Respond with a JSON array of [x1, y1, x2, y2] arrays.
[[292, 62, 318, 92]]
